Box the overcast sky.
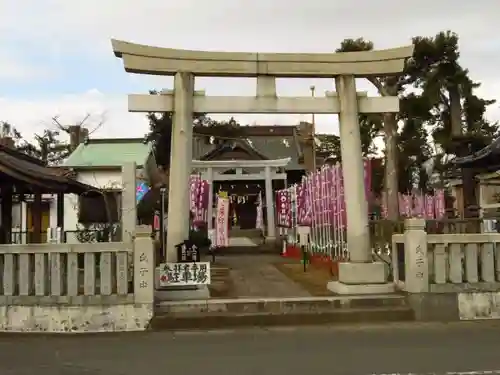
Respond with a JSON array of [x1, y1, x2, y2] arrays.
[[0, 0, 498, 141]]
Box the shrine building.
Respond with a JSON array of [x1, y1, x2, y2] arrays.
[[192, 123, 332, 244]]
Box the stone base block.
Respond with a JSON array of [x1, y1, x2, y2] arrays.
[[327, 281, 395, 295], [337, 261, 388, 284], [155, 286, 210, 302]]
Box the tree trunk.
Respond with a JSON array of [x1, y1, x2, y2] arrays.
[[383, 113, 399, 219], [449, 85, 478, 221], [449, 87, 462, 138]]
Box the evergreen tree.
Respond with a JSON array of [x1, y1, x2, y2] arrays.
[[337, 31, 498, 215]]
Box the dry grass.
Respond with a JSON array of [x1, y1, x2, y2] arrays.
[[274, 261, 337, 296]]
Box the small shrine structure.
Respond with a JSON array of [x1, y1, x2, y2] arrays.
[[0, 138, 99, 244]]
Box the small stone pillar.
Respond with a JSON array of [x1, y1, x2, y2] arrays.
[[121, 162, 137, 243], [134, 225, 155, 304], [404, 218, 429, 293]]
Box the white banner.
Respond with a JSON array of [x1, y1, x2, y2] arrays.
[[159, 262, 211, 286], [215, 197, 229, 247], [256, 192, 264, 230]]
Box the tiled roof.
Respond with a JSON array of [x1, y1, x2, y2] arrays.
[[453, 137, 500, 166], [64, 138, 152, 168], [192, 126, 304, 170]]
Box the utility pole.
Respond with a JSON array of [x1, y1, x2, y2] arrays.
[[310, 85, 316, 171]]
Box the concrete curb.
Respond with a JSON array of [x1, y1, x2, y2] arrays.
[[156, 295, 407, 314], [150, 306, 414, 330], [151, 295, 414, 330]]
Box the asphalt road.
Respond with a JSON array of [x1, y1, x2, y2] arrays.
[[2, 322, 500, 375]]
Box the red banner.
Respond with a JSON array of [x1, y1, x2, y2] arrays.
[[276, 190, 292, 228]]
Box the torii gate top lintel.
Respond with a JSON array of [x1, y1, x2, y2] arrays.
[[111, 39, 414, 78]]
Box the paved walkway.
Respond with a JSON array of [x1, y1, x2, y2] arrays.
[[219, 255, 311, 298], [2, 322, 500, 374]]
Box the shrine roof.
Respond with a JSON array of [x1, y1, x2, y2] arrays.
[[0, 144, 98, 194], [193, 126, 303, 170], [64, 138, 153, 169], [452, 137, 500, 170]]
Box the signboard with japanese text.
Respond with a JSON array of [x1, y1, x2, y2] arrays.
[[175, 240, 200, 263], [158, 262, 211, 286]]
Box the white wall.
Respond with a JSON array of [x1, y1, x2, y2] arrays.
[[55, 170, 124, 243], [11, 202, 27, 244], [11, 202, 25, 229]]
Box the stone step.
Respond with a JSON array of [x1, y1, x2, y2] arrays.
[[210, 267, 230, 278], [229, 228, 263, 238], [218, 245, 280, 255], [150, 295, 414, 330]]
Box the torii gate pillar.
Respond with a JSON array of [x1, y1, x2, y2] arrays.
[[165, 72, 194, 262]]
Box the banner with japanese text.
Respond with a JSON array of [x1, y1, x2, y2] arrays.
[[215, 196, 229, 247], [276, 189, 292, 228]]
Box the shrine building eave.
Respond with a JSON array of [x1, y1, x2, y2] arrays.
[[452, 137, 500, 170], [191, 158, 291, 169], [111, 39, 414, 78], [0, 145, 100, 195]]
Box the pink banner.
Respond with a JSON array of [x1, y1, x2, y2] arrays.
[[189, 175, 209, 224], [425, 195, 435, 219], [396, 191, 444, 219], [215, 196, 229, 247], [412, 194, 425, 218], [399, 193, 412, 217], [337, 165, 347, 229], [434, 189, 446, 219], [304, 177, 313, 226], [296, 181, 311, 226]]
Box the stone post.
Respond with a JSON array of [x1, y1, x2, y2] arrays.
[[121, 162, 137, 243], [336, 75, 370, 262], [134, 225, 155, 304], [264, 166, 276, 239], [165, 72, 194, 262], [404, 218, 429, 293], [207, 167, 214, 230], [327, 75, 391, 294]]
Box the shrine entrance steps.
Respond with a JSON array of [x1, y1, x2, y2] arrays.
[[225, 228, 279, 255], [151, 255, 414, 330]]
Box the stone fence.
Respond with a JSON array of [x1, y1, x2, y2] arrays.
[[393, 218, 500, 321], [0, 226, 155, 333]]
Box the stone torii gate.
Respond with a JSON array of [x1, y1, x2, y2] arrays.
[[192, 157, 291, 239], [112, 40, 413, 294]]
